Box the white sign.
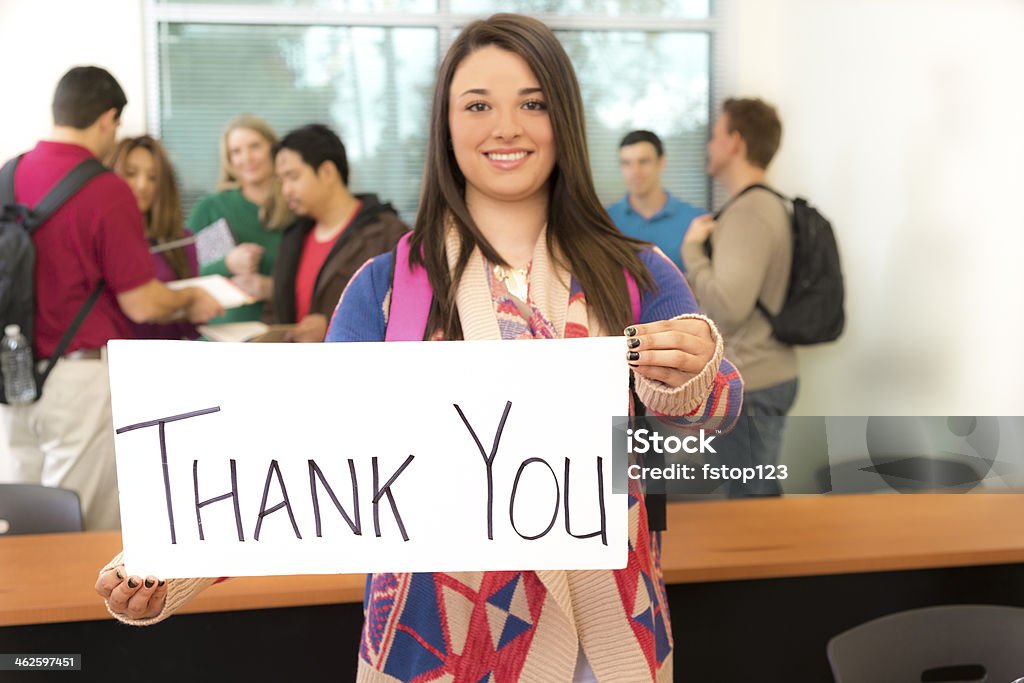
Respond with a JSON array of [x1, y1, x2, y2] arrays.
[[108, 338, 628, 578]]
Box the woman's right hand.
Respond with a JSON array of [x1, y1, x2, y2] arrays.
[[95, 564, 167, 621], [225, 243, 264, 275]]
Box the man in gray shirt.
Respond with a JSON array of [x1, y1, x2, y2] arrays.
[[682, 98, 795, 493]]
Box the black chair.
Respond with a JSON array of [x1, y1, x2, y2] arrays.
[[0, 483, 83, 534], [828, 604, 1024, 683]]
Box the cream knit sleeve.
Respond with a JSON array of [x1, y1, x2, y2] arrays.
[[100, 552, 218, 627], [632, 313, 725, 416]]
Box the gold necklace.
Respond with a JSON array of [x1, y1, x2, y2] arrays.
[[493, 263, 530, 301]]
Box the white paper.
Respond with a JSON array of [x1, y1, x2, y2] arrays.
[[195, 218, 236, 266], [108, 338, 629, 578], [198, 322, 269, 343], [167, 274, 254, 309]]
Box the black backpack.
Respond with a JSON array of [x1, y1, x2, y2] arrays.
[[0, 154, 108, 404], [713, 184, 845, 345]]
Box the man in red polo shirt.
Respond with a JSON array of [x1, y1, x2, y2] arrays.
[[0, 66, 222, 530]]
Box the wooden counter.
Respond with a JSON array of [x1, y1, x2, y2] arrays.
[[3, 493, 1023, 627], [660, 493, 1024, 583], [0, 532, 365, 627]]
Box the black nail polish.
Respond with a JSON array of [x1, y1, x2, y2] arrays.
[[628, 337, 640, 349], [158, 580, 165, 587], [145, 578, 154, 589], [627, 351, 640, 362], [127, 578, 138, 589], [115, 568, 123, 580], [628, 363, 639, 368], [625, 326, 637, 337]]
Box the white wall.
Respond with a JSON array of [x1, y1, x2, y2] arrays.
[[725, 0, 1024, 415], [0, 0, 148, 161]]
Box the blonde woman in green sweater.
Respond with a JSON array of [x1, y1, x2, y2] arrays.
[[187, 114, 292, 324]]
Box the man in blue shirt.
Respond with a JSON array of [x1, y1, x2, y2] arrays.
[[606, 130, 703, 273]]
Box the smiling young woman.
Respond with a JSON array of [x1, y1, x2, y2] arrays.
[[329, 15, 743, 681], [96, 14, 743, 683]]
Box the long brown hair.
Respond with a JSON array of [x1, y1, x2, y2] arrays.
[[110, 135, 192, 280], [410, 13, 654, 339], [217, 114, 292, 230]]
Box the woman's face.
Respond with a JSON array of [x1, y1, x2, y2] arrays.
[[448, 45, 556, 207], [121, 146, 157, 214], [226, 127, 274, 187]]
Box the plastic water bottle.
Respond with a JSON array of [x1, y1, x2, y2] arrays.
[[1, 324, 37, 404]]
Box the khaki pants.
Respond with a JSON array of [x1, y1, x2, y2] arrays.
[[0, 353, 120, 530]]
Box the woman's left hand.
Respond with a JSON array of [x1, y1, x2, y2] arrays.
[[624, 318, 716, 388]]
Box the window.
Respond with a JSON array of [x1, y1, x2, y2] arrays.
[[148, 1, 726, 219], [556, 29, 710, 209], [451, 0, 709, 19]]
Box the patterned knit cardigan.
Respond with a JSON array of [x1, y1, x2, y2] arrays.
[[103, 237, 742, 683]]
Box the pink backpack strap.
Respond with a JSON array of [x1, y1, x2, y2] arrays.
[[625, 269, 641, 324], [385, 233, 432, 341]]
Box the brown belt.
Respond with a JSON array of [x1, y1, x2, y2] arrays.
[[35, 348, 103, 373], [57, 348, 103, 361]]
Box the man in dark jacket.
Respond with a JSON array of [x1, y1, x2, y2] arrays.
[[271, 124, 407, 342]]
